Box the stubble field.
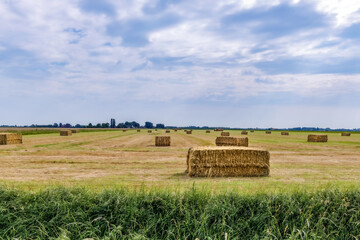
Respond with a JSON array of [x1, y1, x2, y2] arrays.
[[1, 128, 360, 193]]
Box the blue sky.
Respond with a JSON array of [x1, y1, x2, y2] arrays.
[[1, 0, 360, 128]]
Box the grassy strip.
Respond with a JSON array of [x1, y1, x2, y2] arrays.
[[5, 130, 60, 135], [0, 187, 359, 239]]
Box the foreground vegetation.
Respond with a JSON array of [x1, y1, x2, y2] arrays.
[[0, 187, 359, 239]]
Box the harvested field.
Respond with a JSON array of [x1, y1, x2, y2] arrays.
[[0, 128, 360, 193], [216, 136, 248, 147], [155, 136, 171, 146], [60, 130, 72, 136], [221, 132, 230, 136], [308, 135, 328, 142], [187, 147, 270, 177]]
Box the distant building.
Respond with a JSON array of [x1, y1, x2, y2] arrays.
[[110, 118, 116, 128]]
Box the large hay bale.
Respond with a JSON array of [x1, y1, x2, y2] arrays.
[[241, 131, 248, 135], [308, 135, 328, 142], [281, 132, 289, 136], [216, 136, 248, 147], [187, 146, 270, 177], [155, 136, 171, 146], [166, 130, 170, 133], [71, 129, 79, 133], [266, 131, 271, 134], [0, 133, 22, 145], [148, 130, 152, 133], [137, 129, 141, 132], [186, 130, 192, 134], [221, 132, 230, 136], [60, 130, 72, 136], [206, 130, 211, 133], [341, 133, 351, 136]]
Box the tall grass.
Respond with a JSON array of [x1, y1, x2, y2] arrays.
[[0, 187, 359, 239]]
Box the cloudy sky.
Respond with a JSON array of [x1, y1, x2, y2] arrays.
[[1, 0, 360, 128]]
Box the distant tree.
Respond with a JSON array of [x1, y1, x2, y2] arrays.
[[132, 121, 140, 128], [96, 123, 101, 128], [53, 123, 59, 128], [117, 123, 126, 128], [75, 124, 81, 128], [88, 123, 93, 128], [101, 123, 110, 128], [156, 123, 165, 129], [145, 122, 153, 128], [124, 121, 132, 128]]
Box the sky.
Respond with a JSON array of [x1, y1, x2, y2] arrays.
[[1, 0, 360, 128]]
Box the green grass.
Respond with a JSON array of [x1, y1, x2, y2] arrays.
[[6, 129, 61, 135], [0, 187, 359, 239]]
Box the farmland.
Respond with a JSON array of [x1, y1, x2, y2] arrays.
[[1, 128, 360, 239], [1, 129, 360, 193]]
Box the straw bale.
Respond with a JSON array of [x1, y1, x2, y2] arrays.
[[166, 130, 170, 133], [250, 130, 254, 132], [174, 130, 178, 132], [123, 130, 127, 132], [341, 133, 351, 136], [281, 132, 289, 136], [216, 136, 248, 147], [221, 132, 230, 136], [60, 130, 72, 136], [186, 130, 192, 134], [187, 146, 270, 177], [241, 131, 248, 135], [148, 130, 152, 133], [206, 130, 211, 133], [155, 136, 171, 146], [71, 129, 79, 133], [137, 129, 141, 132], [308, 135, 328, 142], [266, 131, 271, 134], [0, 133, 22, 145]]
